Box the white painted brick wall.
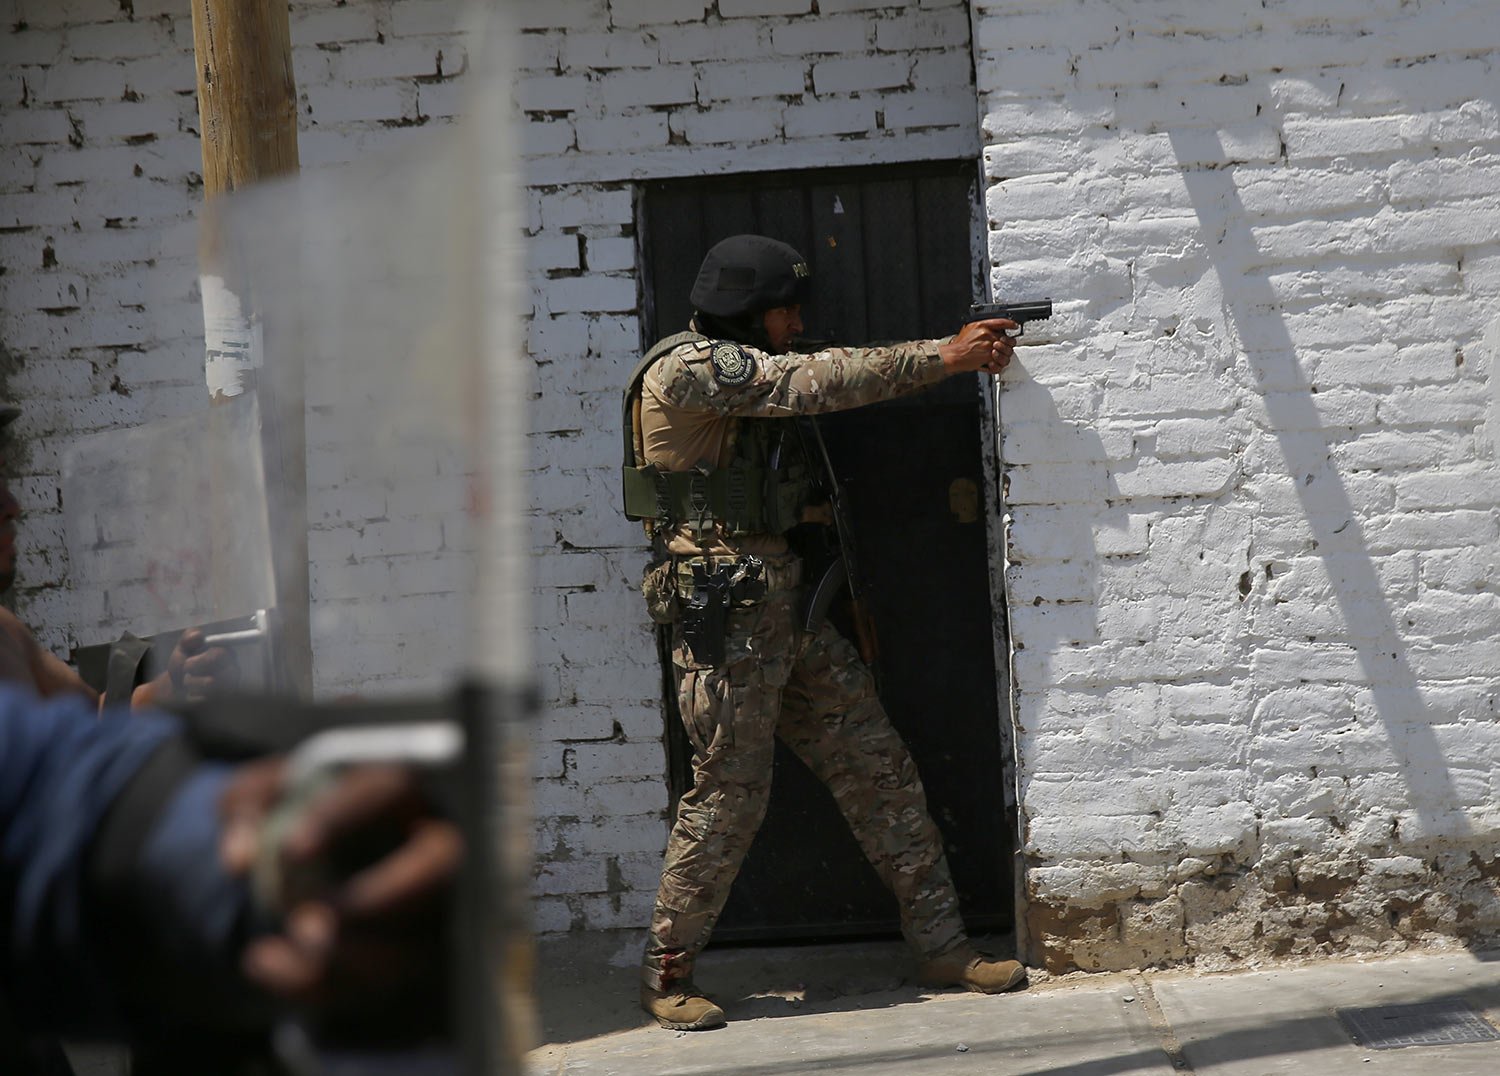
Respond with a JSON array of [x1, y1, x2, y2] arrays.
[[516, 0, 981, 184], [978, 0, 1500, 971], [22, 0, 1499, 970]]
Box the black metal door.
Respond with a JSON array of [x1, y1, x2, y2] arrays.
[[639, 161, 1012, 942]]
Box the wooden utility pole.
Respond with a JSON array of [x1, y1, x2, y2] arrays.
[[190, 0, 300, 195], [190, 0, 312, 696], [191, 0, 300, 396]]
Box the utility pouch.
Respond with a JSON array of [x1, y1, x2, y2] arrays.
[[640, 559, 678, 624], [726, 555, 767, 607]]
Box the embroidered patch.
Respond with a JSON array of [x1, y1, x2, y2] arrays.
[[710, 341, 755, 387]]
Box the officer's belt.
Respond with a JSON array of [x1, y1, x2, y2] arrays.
[[623, 463, 771, 533], [675, 554, 802, 596]]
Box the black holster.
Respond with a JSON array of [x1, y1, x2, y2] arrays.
[[680, 556, 766, 667]]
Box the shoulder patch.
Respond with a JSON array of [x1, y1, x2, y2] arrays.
[[710, 341, 755, 387]]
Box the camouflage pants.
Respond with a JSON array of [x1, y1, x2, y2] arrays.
[[643, 583, 968, 990]]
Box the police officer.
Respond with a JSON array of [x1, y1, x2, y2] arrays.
[[623, 235, 1026, 1030]]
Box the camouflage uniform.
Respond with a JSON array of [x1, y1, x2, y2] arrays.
[[638, 333, 971, 991]]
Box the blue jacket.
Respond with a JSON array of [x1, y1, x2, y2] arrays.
[[0, 684, 244, 1033]]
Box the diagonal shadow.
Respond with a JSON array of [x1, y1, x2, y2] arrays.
[[1168, 128, 1468, 842]]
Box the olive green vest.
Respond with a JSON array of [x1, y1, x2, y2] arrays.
[[621, 333, 815, 536]]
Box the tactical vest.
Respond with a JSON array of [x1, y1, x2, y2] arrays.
[[621, 332, 815, 536]]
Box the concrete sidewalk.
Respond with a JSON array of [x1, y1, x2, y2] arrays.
[[529, 938, 1500, 1075]]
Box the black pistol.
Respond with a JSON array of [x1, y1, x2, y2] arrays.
[[967, 299, 1053, 336]]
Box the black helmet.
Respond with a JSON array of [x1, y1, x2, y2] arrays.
[[690, 235, 811, 319]]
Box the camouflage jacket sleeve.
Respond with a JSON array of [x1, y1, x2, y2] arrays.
[[647, 336, 949, 418]]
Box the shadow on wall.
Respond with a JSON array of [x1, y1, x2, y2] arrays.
[[999, 360, 1111, 686], [1170, 125, 1468, 844], [1488, 315, 1500, 456], [994, 357, 1109, 812]]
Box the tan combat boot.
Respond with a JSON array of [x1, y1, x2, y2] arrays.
[[916, 949, 1028, 994], [640, 983, 727, 1030]]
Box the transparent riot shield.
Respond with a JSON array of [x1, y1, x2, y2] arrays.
[[63, 393, 280, 696], [64, 35, 527, 703], [63, 127, 490, 705], [60, 4, 531, 1072]]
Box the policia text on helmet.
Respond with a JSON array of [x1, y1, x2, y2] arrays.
[[687, 234, 812, 353]]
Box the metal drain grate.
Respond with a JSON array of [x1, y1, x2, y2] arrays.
[[1337, 1001, 1500, 1050]]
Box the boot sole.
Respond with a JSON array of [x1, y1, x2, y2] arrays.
[[650, 1012, 726, 1031], [967, 965, 1028, 994], [917, 965, 1028, 994]]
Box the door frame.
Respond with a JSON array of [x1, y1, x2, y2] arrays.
[[968, 187, 1030, 959]]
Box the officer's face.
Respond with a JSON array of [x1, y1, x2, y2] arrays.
[[761, 305, 803, 353]]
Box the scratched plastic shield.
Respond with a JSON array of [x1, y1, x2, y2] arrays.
[[62, 394, 275, 646], [61, 11, 528, 707], [63, 133, 477, 700], [226, 127, 491, 701], [62, 7, 533, 1066]]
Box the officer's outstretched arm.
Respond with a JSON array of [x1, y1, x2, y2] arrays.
[[652, 338, 950, 419]]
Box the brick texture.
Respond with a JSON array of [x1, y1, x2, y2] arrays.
[[977, 0, 1500, 972]]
